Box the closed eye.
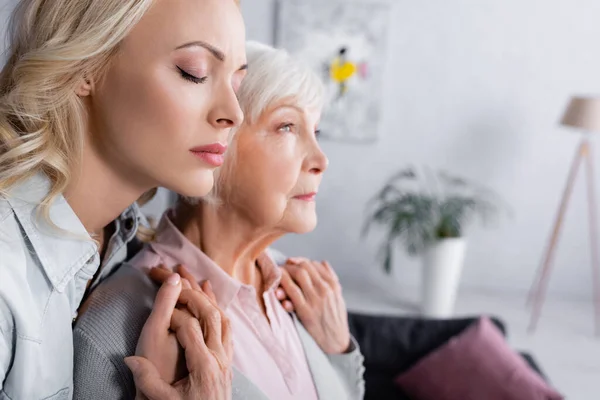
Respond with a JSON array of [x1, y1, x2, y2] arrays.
[[177, 66, 207, 84]]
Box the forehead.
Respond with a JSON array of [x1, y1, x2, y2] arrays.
[[263, 103, 322, 123], [122, 0, 246, 64]]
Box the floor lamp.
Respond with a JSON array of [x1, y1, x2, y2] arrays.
[[528, 96, 600, 335]]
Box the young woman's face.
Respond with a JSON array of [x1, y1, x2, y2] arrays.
[[87, 0, 246, 197], [226, 103, 328, 234]]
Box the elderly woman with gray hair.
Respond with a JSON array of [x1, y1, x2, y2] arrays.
[[73, 41, 365, 400]]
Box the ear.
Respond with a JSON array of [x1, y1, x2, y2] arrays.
[[75, 76, 93, 97]]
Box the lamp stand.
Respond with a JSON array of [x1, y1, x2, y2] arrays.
[[527, 136, 600, 335]]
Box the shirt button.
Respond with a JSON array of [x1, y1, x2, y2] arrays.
[[124, 217, 135, 231]]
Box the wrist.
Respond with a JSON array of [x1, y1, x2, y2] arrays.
[[328, 334, 352, 355], [340, 336, 354, 354]]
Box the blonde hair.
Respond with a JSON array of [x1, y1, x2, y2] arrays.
[[0, 0, 156, 223], [195, 40, 324, 206]]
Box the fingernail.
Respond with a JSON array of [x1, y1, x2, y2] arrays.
[[167, 273, 181, 285], [206, 280, 213, 291], [287, 258, 300, 264], [124, 357, 139, 372]]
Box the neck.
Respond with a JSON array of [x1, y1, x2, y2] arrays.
[[173, 201, 284, 286], [63, 143, 148, 237]]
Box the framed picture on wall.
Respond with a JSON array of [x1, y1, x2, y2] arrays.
[[276, 0, 393, 143]]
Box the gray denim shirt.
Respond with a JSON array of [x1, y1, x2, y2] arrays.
[[0, 174, 144, 400]]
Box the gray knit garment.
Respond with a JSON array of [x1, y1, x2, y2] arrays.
[[72, 265, 365, 399]]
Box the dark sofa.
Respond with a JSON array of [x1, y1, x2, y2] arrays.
[[347, 313, 547, 400]]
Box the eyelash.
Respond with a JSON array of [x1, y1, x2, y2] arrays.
[[278, 123, 294, 133], [278, 123, 321, 138], [177, 67, 207, 84]]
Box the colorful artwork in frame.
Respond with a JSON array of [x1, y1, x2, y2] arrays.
[[276, 0, 392, 143]]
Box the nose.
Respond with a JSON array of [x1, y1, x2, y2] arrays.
[[208, 85, 244, 129], [307, 143, 329, 175]]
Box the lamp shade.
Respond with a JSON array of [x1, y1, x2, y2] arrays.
[[561, 96, 600, 132]]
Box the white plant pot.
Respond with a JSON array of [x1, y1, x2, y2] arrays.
[[421, 238, 467, 318]]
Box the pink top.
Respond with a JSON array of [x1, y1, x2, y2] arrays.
[[130, 212, 319, 400]]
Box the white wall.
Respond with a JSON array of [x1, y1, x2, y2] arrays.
[[2, 0, 599, 299], [244, 0, 600, 300]]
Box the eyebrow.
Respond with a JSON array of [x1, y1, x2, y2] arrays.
[[277, 105, 305, 114], [176, 40, 248, 71]]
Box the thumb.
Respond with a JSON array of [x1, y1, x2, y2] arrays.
[[125, 356, 176, 400]]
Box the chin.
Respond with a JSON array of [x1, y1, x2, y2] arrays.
[[163, 170, 215, 198], [290, 216, 318, 234]]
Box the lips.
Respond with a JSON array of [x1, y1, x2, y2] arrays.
[[190, 143, 228, 167], [294, 192, 317, 201]]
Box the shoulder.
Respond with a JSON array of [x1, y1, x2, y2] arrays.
[[74, 264, 159, 345], [0, 210, 48, 338], [73, 265, 159, 397], [0, 199, 27, 262], [0, 196, 11, 223]]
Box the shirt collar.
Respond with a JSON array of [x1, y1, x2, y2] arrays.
[[90, 202, 144, 290], [256, 252, 283, 291], [150, 210, 283, 309], [150, 211, 241, 310], [5, 173, 97, 293]]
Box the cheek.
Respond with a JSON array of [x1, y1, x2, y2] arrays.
[[252, 145, 299, 198], [89, 62, 219, 194], [95, 64, 209, 154], [232, 143, 299, 219]]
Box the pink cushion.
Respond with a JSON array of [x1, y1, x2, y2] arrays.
[[395, 317, 564, 400]]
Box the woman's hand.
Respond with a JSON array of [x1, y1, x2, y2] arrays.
[[124, 267, 233, 400], [280, 257, 351, 355]]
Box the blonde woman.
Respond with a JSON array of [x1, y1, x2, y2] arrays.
[[0, 0, 246, 398], [73, 41, 365, 400]]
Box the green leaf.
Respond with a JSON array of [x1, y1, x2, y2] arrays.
[[383, 240, 393, 274], [363, 165, 510, 273]]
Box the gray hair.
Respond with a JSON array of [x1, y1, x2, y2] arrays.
[[238, 41, 325, 124], [185, 41, 325, 206]]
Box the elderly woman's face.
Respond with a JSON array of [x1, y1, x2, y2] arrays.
[[228, 103, 328, 233]]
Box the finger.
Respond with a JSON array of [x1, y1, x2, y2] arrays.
[[314, 261, 338, 289], [148, 266, 174, 285], [301, 261, 330, 295], [170, 309, 215, 373], [285, 263, 319, 301], [321, 261, 339, 281], [276, 286, 295, 311], [201, 280, 218, 305], [221, 313, 233, 362], [182, 278, 192, 290], [287, 257, 309, 265], [321, 261, 342, 291], [280, 268, 308, 312], [145, 274, 181, 331], [282, 300, 295, 312], [276, 287, 287, 300], [124, 356, 176, 400], [176, 265, 202, 291], [177, 290, 226, 362]]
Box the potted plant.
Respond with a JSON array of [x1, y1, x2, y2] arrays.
[[363, 166, 508, 317]]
